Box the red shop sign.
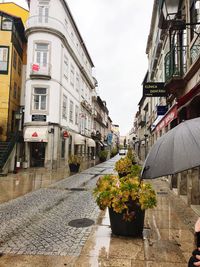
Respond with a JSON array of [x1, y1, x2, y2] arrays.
[[156, 105, 177, 132], [63, 131, 69, 138]]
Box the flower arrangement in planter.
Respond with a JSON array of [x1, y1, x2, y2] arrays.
[[98, 150, 108, 162], [126, 148, 137, 164], [114, 156, 132, 177], [93, 174, 157, 236], [68, 155, 82, 172]]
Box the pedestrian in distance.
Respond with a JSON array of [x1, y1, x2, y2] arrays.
[[188, 218, 200, 266]]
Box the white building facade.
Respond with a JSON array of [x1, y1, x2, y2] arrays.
[[24, 0, 96, 169]]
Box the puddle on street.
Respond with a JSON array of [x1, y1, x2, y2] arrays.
[[75, 179, 195, 266], [0, 159, 99, 204]]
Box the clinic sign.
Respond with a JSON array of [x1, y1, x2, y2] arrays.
[[143, 82, 166, 97]]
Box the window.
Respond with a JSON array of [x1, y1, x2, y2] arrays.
[[75, 105, 79, 125], [0, 46, 9, 73], [38, 5, 49, 23], [18, 58, 21, 76], [69, 100, 74, 122], [62, 95, 67, 120], [88, 118, 91, 133], [190, 0, 200, 40], [13, 82, 17, 98], [35, 43, 49, 67], [2, 18, 12, 30], [32, 87, 48, 111], [61, 139, 65, 158], [63, 55, 69, 79], [13, 50, 17, 69], [70, 64, 75, 86], [75, 72, 79, 92]]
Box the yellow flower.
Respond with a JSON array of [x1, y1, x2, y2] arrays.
[[93, 173, 157, 221]]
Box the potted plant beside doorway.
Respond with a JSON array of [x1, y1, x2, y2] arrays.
[[68, 155, 81, 173]]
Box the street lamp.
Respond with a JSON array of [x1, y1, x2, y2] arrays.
[[158, 0, 186, 30], [160, 0, 180, 21], [15, 110, 23, 120]]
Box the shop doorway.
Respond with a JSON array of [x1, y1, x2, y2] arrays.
[[30, 142, 45, 167]]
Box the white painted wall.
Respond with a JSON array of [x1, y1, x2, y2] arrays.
[[25, 0, 95, 135]]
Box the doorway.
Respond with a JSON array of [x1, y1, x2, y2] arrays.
[[30, 142, 45, 167]]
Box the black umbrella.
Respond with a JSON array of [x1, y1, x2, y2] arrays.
[[141, 117, 200, 179]]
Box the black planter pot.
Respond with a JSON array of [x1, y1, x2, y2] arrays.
[[108, 206, 145, 237], [69, 163, 80, 173], [118, 172, 131, 178]]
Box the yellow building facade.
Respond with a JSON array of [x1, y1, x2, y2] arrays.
[[0, 2, 29, 24], [0, 4, 28, 141]]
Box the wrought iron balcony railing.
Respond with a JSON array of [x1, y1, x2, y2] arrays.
[[26, 16, 94, 86], [190, 35, 200, 65], [165, 45, 188, 82], [30, 63, 51, 78]]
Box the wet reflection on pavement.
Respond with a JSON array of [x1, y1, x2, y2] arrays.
[[74, 179, 196, 266], [0, 159, 98, 204]]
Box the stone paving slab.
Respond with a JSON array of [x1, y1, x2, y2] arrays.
[[0, 173, 102, 256], [49, 173, 95, 190], [0, 157, 118, 258]]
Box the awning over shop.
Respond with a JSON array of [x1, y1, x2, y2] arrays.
[[24, 127, 48, 142], [86, 138, 96, 147], [177, 84, 200, 110], [74, 134, 86, 145]]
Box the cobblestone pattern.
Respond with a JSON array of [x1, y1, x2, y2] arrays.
[[0, 188, 100, 256], [0, 158, 117, 256], [49, 174, 95, 190]]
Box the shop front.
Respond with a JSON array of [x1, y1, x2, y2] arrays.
[[177, 84, 200, 121], [24, 127, 48, 168], [154, 104, 178, 136]]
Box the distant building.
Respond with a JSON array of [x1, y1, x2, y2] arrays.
[[111, 124, 120, 150]]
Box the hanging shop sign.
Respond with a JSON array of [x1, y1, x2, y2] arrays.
[[143, 82, 166, 97], [157, 105, 168, 116], [107, 133, 113, 145], [63, 131, 69, 138]]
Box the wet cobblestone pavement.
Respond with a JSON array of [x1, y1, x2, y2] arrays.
[[0, 156, 199, 266]]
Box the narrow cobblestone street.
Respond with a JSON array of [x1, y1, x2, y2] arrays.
[[0, 156, 199, 266]]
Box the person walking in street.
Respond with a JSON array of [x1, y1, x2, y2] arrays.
[[188, 218, 200, 266]]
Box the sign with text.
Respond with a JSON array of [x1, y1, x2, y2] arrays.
[[143, 82, 166, 97], [157, 105, 168, 116], [32, 115, 46, 122], [156, 105, 177, 132]]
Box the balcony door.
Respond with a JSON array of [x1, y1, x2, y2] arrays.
[[33, 43, 49, 75], [38, 5, 49, 23]]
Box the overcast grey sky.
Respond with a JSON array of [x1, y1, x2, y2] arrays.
[[6, 0, 154, 136]]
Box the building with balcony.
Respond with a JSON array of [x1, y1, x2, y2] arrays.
[[24, 0, 97, 169], [133, 0, 200, 208], [91, 95, 113, 156]]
